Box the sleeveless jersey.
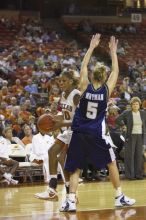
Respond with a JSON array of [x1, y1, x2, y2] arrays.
[[59, 89, 80, 123], [71, 84, 109, 136]]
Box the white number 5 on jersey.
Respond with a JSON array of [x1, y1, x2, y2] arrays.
[[86, 102, 98, 119]]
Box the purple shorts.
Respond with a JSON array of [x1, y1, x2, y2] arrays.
[[65, 132, 116, 172]]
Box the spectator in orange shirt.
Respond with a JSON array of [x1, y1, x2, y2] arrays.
[[21, 124, 33, 146], [8, 106, 24, 137], [36, 106, 45, 117], [0, 101, 11, 120], [19, 103, 32, 123], [110, 87, 120, 99], [49, 86, 60, 104], [12, 79, 24, 97], [39, 74, 49, 92], [9, 106, 20, 125], [0, 86, 12, 103]]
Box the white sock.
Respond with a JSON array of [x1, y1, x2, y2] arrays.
[[115, 187, 122, 198], [65, 181, 70, 187], [69, 193, 76, 202], [49, 187, 56, 193], [50, 175, 57, 179]]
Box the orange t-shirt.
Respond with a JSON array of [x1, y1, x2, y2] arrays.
[[22, 136, 32, 145], [19, 111, 32, 123]]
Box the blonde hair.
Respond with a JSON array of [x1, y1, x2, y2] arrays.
[[130, 97, 141, 106], [93, 64, 106, 82]]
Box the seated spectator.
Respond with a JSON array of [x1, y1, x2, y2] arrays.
[[48, 101, 60, 116], [49, 86, 61, 104], [141, 78, 146, 92], [41, 32, 51, 43], [117, 93, 129, 113], [0, 114, 5, 128], [0, 86, 12, 102], [82, 19, 92, 33], [131, 83, 141, 97], [142, 100, 146, 110], [7, 96, 17, 110], [36, 106, 45, 117], [21, 124, 33, 146], [39, 74, 49, 93], [19, 103, 32, 123], [110, 87, 120, 98], [12, 79, 24, 97], [129, 24, 136, 34], [29, 131, 55, 183], [0, 125, 19, 185], [24, 99, 35, 113], [19, 91, 36, 108], [0, 101, 11, 120], [119, 77, 132, 101], [107, 105, 119, 131], [48, 50, 58, 63], [117, 44, 126, 56], [35, 56, 45, 69], [9, 105, 20, 123], [4, 126, 25, 148], [47, 77, 60, 94], [10, 116, 24, 139], [115, 25, 123, 33], [24, 79, 38, 94], [121, 40, 130, 49], [28, 116, 37, 134]]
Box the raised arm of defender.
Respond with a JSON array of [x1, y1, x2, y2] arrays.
[[106, 36, 119, 96], [79, 34, 101, 93]]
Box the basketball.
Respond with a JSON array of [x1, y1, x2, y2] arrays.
[[37, 114, 55, 133]]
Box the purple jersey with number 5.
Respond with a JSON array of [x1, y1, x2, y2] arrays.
[[71, 84, 109, 136]]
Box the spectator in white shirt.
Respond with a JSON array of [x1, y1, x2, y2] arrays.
[[29, 132, 55, 183], [4, 126, 25, 148], [0, 125, 19, 185]]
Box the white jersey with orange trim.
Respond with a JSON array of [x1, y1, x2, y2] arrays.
[[59, 89, 80, 123], [57, 89, 80, 145]]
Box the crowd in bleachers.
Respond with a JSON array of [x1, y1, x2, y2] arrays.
[[66, 19, 146, 100], [77, 20, 138, 34], [0, 17, 146, 185]]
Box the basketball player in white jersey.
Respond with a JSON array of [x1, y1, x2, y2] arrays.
[[35, 70, 80, 205]]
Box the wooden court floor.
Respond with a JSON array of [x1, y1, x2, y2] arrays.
[[0, 180, 146, 220]]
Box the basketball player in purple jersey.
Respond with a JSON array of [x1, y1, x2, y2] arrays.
[[60, 34, 136, 212]]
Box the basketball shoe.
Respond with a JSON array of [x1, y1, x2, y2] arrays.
[[60, 199, 76, 212], [34, 188, 58, 201], [10, 178, 18, 185], [115, 194, 136, 207], [60, 193, 79, 212], [3, 173, 18, 185]]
